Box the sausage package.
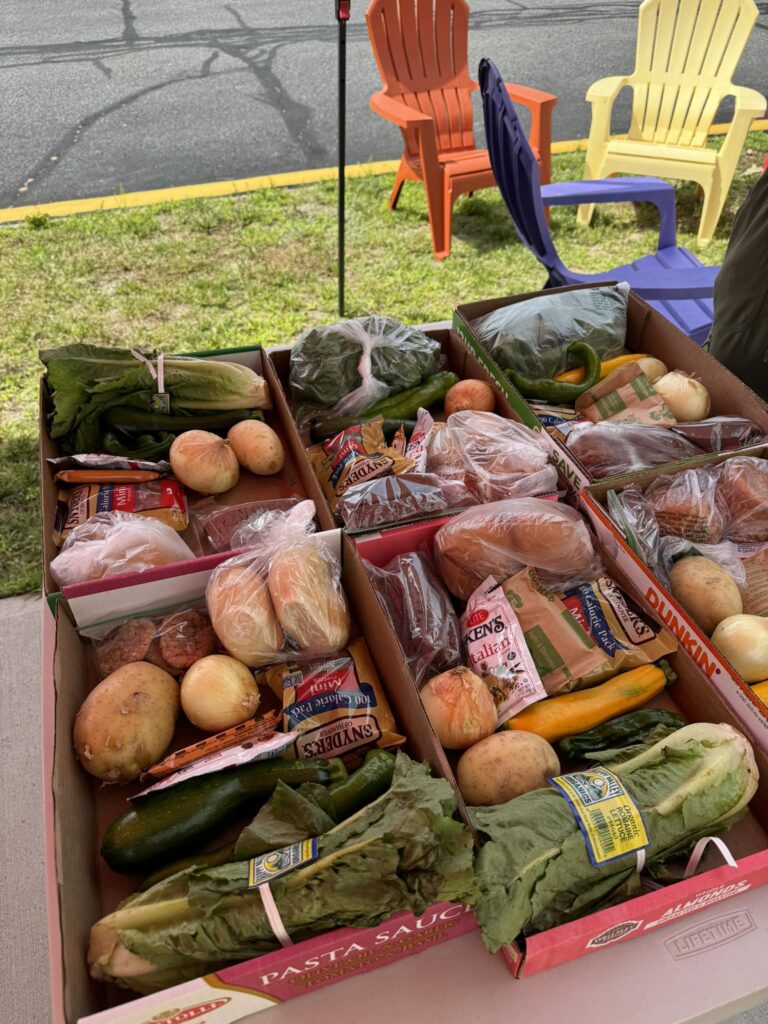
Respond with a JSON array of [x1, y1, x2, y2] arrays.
[[260, 638, 405, 760]]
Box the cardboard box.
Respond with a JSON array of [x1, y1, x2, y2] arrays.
[[39, 347, 329, 606], [578, 444, 768, 752], [352, 516, 768, 977], [264, 328, 555, 533], [44, 536, 478, 1024], [452, 284, 768, 490]]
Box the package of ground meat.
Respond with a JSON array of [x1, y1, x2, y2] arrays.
[[80, 603, 220, 680], [189, 497, 304, 552]]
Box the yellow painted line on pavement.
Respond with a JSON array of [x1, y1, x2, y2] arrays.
[[2, 118, 767, 224]]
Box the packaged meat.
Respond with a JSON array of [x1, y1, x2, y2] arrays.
[[645, 468, 728, 544], [574, 364, 676, 428], [717, 457, 768, 543], [426, 410, 558, 502], [50, 511, 197, 588], [565, 421, 701, 478], [189, 497, 302, 552], [365, 551, 461, 685], [336, 473, 479, 532], [433, 498, 601, 600], [53, 479, 188, 544], [671, 417, 765, 453]]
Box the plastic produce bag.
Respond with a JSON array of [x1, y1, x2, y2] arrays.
[[427, 411, 558, 502], [81, 603, 218, 680], [471, 283, 629, 379], [566, 421, 701, 479], [434, 498, 602, 600], [337, 473, 479, 532], [645, 468, 727, 544], [656, 537, 747, 590], [289, 315, 441, 420], [716, 457, 768, 543], [607, 486, 661, 567], [50, 511, 197, 588], [365, 551, 461, 685], [206, 501, 350, 667]]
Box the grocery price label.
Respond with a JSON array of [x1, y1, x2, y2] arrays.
[[247, 838, 318, 889], [550, 768, 649, 866]]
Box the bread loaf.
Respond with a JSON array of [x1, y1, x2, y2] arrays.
[[718, 457, 768, 542], [206, 563, 285, 666], [433, 498, 598, 600], [268, 543, 350, 655], [645, 469, 727, 544]]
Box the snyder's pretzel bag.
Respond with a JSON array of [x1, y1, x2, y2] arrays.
[[260, 638, 405, 760], [54, 479, 188, 544], [308, 419, 413, 515]]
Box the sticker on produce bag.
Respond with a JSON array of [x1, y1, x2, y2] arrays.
[[247, 838, 318, 889], [550, 767, 649, 866], [460, 577, 547, 726]]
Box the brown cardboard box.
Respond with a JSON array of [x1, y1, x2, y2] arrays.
[[452, 284, 768, 490]]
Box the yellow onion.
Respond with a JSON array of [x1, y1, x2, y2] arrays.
[[180, 654, 260, 732], [420, 667, 497, 750], [653, 372, 711, 422], [711, 615, 768, 682], [170, 430, 240, 494]]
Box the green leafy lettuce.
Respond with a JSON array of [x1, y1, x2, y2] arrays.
[[471, 723, 758, 952]]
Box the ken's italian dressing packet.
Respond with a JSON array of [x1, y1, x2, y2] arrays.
[[460, 577, 547, 726]]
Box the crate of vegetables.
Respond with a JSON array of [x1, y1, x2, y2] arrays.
[[579, 443, 768, 751], [452, 283, 768, 490], [43, 515, 479, 1024], [39, 344, 333, 604], [351, 500, 768, 976], [263, 318, 562, 534]]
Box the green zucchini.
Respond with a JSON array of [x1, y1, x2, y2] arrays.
[[310, 418, 417, 445], [102, 406, 264, 435], [506, 343, 601, 402], [101, 757, 347, 874], [557, 709, 685, 761], [365, 371, 460, 420]]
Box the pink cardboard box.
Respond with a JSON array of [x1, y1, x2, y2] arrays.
[[352, 515, 768, 978]]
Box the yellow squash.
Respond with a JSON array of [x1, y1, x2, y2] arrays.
[[751, 681, 768, 707], [505, 663, 672, 743], [555, 353, 647, 385]]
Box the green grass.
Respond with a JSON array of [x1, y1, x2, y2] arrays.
[[2, 133, 767, 597]]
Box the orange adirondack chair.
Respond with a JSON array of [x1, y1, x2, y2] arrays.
[[366, 0, 557, 259]]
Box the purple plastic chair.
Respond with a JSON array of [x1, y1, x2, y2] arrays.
[[479, 58, 717, 345]]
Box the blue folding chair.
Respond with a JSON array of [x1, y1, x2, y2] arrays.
[[479, 58, 717, 344]]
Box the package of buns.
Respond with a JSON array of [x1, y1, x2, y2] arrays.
[[645, 468, 727, 544], [433, 498, 601, 600], [566, 421, 701, 479], [716, 457, 768, 543], [50, 511, 197, 588], [206, 500, 350, 666], [427, 410, 558, 502]]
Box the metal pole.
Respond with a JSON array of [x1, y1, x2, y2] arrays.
[[337, 1, 350, 317]]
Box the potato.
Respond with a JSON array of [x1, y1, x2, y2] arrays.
[[669, 555, 742, 634], [228, 420, 285, 476], [457, 730, 559, 806], [73, 662, 179, 782]]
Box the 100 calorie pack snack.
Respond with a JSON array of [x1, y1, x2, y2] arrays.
[[260, 637, 405, 760]]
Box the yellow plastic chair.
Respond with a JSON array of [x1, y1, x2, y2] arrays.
[[577, 0, 766, 245]]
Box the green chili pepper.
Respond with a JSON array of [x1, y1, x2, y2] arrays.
[[506, 342, 601, 402]]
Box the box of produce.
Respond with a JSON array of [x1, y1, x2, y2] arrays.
[[264, 319, 562, 534], [351, 505, 768, 977], [452, 283, 768, 490], [43, 520, 478, 1024], [579, 444, 768, 750], [39, 344, 330, 604]]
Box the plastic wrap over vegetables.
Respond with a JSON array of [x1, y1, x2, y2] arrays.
[[50, 511, 197, 588], [289, 315, 441, 421], [434, 499, 602, 600], [337, 472, 479, 532], [471, 284, 629, 379], [206, 501, 350, 666], [366, 551, 461, 685], [472, 723, 758, 950], [427, 411, 558, 502]]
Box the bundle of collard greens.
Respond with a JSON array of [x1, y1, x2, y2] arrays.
[[88, 754, 475, 992], [472, 723, 758, 952]]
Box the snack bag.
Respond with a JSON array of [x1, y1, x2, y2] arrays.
[[54, 479, 188, 544], [404, 408, 436, 472], [263, 638, 406, 760], [308, 419, 414, 515], [575, 365, 676, 428], [558, 575, 676, 686], [48, 454, 172, 484], [460, 577, 547, 725], [501, 568, 609, 694]]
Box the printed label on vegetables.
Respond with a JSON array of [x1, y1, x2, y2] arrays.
[[461, 578, 547, 725], [550, 767, 649, 866], [247, 838, 318, 889]]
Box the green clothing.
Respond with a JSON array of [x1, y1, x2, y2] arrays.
[[708, 168, 768, 400]]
